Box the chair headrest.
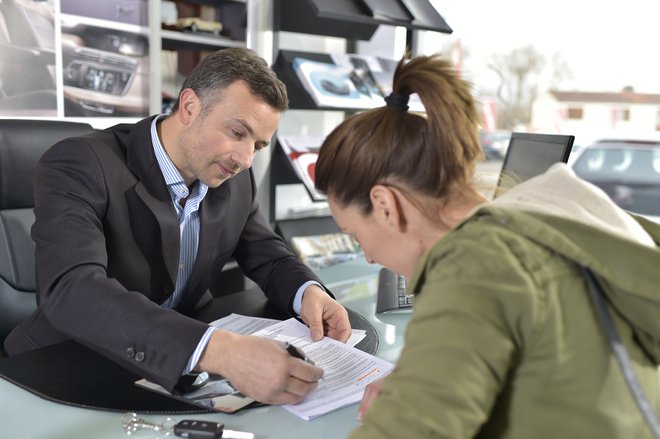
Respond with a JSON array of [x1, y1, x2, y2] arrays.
[[0, 120, 94, 209]]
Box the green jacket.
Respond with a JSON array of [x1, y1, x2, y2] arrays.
[[351, 205, 660, 439]]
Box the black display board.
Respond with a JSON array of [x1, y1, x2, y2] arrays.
[[274, 0, 452, 41]]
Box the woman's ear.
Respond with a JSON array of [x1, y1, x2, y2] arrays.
[[370, 185, 406, 231]]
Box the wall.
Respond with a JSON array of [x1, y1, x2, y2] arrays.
[[532, 92, 660, 137]]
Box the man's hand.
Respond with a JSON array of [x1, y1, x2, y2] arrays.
[[196, 330, 324, 405], [299, 284, 351, 342]]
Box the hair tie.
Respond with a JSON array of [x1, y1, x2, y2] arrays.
[[385, 93, 409, 112]]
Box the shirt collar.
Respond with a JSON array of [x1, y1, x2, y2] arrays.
[[150, 115, 209, 200]]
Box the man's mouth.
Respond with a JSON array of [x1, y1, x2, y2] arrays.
[[218, 163, 236, 177]]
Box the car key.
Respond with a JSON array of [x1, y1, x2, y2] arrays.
[[173, 419, 254, 439]]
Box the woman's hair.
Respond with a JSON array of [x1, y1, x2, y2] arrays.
[[171, 47, 288, 115], [315, 53, 482, 217]]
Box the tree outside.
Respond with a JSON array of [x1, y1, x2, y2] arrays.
[[486, 45, 572, 130]]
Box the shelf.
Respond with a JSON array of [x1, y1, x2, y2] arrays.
[[267, 0, 452, 239], [177, 0, 245, 6], [160, 29, 245, 51], [274, 0, 451, 41]]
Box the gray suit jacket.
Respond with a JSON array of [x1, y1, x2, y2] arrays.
[[4, 116, 323, 391]]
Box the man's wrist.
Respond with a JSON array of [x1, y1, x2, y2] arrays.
[[183, 326, 216, 375], [293, 280, 324, 314], [195, 328, 236, 375]]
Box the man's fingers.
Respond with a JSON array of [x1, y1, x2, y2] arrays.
[[290, 360, 324, 382], [284, 375, 319, 398], [308, 319, 325, 341], [272, 363, 323, 404], [326, 326, 352, 343]]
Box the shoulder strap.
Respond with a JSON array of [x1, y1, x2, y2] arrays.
[[581, 266, 660, 438]]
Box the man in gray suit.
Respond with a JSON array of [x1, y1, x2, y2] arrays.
[[4, 48, 351, 405]]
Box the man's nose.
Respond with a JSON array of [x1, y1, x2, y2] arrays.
[[233, 147, 254, 170]]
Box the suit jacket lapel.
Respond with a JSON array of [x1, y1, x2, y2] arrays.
[[125, 116, 181, 287]]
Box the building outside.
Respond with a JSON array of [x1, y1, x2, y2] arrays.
[[531, 88, 660, 145]]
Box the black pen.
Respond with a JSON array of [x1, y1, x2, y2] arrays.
[[284, 341, 315, 365]]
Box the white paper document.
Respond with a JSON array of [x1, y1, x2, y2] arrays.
[[210, 313, 367, 348], [209, 313, 280, 335], [136, 314, 378, 417], [251, 318, 394, 420]]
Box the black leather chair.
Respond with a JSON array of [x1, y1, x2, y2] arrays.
[[0, 119, 94, 355]]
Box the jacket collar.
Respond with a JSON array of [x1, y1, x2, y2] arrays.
[[127, 115, 172, 202]]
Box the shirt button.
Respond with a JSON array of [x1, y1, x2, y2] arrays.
[[126, 347, 135, 358], [135, 352, 146, 362]]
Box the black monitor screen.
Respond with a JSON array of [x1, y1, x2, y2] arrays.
[[495, 132, 575, 197]]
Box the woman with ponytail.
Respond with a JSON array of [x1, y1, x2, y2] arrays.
[[316, 53, 660, 439]]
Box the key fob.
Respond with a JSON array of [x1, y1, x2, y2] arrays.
[[173, 419, 224, 439]]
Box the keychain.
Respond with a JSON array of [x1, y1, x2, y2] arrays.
[[122, 413, 254, 439]]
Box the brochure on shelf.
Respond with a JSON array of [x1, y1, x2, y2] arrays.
[[330, 53, 425, 112], [292, 57, 377, 109], [330, 53, 389, 101], [276, 133, 326, 201]]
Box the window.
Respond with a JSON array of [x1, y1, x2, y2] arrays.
[[567, 107, 583, 119], [621, 108, 631, 121]]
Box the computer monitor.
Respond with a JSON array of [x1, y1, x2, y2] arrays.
[[494, 132, 575, 198]]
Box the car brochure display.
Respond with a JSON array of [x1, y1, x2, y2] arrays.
[[290, 53, 426, 111], [329, 53, 389, 102], [134, 314, 385, 420], [292, 57, 377, 109], [276, 134, 326, 201], [330, 53, 425, 112]]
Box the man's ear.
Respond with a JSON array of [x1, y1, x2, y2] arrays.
[[177, 88, 201, 126], [370, 185, 406, 231]]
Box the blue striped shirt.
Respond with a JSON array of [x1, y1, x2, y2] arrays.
[[150, 116, 214, 374]]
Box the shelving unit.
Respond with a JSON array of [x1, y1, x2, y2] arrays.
[[268, 0, 453, 243], [148, 0, 247, 114], [274, 0, 452, 41], [160, 29, 245, 51], [145, 0, 453, 273]]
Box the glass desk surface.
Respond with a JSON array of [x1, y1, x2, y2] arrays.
[[0, 259, 411, 439]]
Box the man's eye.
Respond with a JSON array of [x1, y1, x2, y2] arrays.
[[232, 130, 245, 139]]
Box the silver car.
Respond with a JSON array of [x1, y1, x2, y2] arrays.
[[570, 137, 660, 222]]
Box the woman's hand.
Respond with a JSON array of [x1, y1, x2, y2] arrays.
[[358, 378, 385, 421]]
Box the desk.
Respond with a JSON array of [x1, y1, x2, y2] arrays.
[[0, 260, 411, 439]]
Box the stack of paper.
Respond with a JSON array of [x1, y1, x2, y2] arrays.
[[245, 316, 393, 420], [135, 314, 393, 420]]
